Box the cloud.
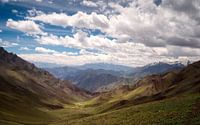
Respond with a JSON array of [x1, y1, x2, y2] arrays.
[[34, 28, 200, 66], [19, 50, 200, 67], [35, 47, 79, 56], [6, 19, 45, 35], [3, 0, 200, 66], [19, 47, 31, 51], [29, 11, 109, 30], [35, 0, 42, 2], [82, 0, 98, 7], [0, 0, 42, 2], [35, 47, 58, 54], [0, 39, 18, 48], [11, 9, 18, 13], [36, 30, 116, 51], [0, 0, 10, 2], [28, 0, 200, 50]]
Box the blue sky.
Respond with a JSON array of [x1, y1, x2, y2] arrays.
[[0, 0, 200, 67]]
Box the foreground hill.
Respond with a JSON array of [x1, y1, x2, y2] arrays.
[[0, 47, 91, 125]]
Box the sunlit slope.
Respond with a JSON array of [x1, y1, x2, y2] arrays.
[[84, 61, 200, 111], [49, 93, 200, 125]]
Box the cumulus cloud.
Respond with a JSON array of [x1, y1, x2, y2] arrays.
[[29, 11, 109, 30], [36, 30, 116, 51], [6, 19, 45, 35], [28, 0, 200, 50], [5, 0, 200, 66], [82, 0, 98, 7]]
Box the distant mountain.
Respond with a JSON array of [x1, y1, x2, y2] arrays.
[[46, 62, 185, 92], [126, 60, 200, 100], [0, 47, 91, 122], [129, 62, 185, 78], [87, 60, 200, 110], [46, 67, 124, 92], [75, 63, 135, 72], [97, 62, 185, 92], [70, 69, 123, 91]]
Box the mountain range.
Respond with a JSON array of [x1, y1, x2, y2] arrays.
[[46, 61, 185, 92]]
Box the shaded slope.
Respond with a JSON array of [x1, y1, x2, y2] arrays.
[[0, 47, 92, 124]]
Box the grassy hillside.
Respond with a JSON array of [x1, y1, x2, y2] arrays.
[[47, 93, 200, 125]]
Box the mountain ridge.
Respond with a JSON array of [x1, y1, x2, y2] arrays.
[[46, 61, 185, 92]]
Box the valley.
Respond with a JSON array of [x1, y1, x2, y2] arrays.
[[0, 47, 200, 125], [1, 1, 200, 125]]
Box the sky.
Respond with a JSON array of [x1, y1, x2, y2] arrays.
[[0, 0, 200, 67]]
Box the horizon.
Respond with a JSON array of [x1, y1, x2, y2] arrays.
[[0, 0, 200, 67]]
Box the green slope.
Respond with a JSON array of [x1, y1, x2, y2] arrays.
[[49, 93, 200, 125]]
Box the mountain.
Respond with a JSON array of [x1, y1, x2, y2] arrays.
[[46, 67, 124, 92], [75, 63, 135, 72], [88, 60, 200, 108], [72, 69, 123, 91], [46, 62, 185, 92], [0, 47, 92, 124], [129, 62, 185, 78]]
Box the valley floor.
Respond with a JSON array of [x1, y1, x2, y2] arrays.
[[2, 93, 199, 125]]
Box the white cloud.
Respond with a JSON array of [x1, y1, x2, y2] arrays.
[[11, 9, 18, 13], [0, 29, 2, 32], [29, 11, 109, 30], [36, 30, 116, 51], [7, 0, 200, 66], [19, 53, 114, 66], [29, 0, 200, 49], [0, 0, 9, 2], [35, 47, 79, 56], [35, 47, 58, 54], [19, 51, 200, 67], [19, 47, 31, 51], [0, 39, 18, 48], [35, 0, 42, 2], [33, 28, 200, 66], [82, 0, 98, 7], [6, 19, 45, 35]]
